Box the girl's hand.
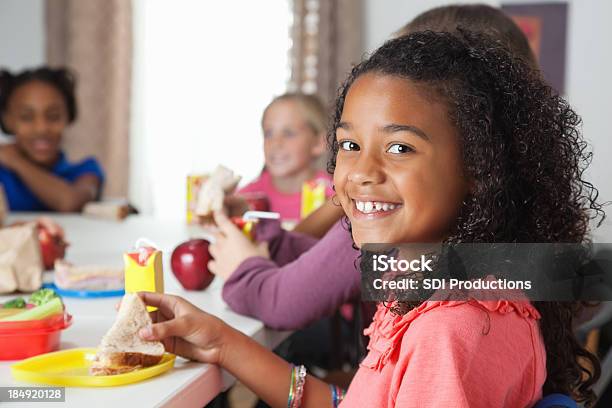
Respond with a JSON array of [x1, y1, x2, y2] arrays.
[[0, 144, 24, 170], [208, 210, 269, 280], [138, 292, 234, 365]]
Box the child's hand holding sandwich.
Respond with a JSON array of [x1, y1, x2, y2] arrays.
[[137, 291, 329, 407], [137, 292, 231, 365]]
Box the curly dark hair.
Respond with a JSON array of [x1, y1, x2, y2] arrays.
[[328, 31, 605, 406], [0, 66, 78, 134]]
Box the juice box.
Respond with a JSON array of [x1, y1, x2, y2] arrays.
[[123, 247, 164, 311], [300, 178, 329, 218], [187, 174, 207, 225]]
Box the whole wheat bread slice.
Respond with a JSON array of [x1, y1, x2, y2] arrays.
[[90, 293, 165, 375]]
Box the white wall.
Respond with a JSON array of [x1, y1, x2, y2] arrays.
[[129, 0, 292, 220], [363, 0, 612, 242], [0, 0, 45, 141], [564, 0, 612, 243], [0, 0, 45, 70]]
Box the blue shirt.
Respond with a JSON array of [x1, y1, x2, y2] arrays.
[[0, 152, 105, 211]]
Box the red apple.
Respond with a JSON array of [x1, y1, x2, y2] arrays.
[[9, 220, 68, 270], [38, 225, 68, 270], [170, 239, 214, 290]]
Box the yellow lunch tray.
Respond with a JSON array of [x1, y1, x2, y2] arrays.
[[11, 348, 175, 387]]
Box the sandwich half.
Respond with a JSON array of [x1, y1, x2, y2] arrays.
[[195, 165, 241, 223], [90, 293, 164, 375]]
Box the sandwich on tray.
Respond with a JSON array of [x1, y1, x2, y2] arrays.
[[90, 293, 164, 375]]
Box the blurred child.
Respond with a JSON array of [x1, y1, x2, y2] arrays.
[[140, 30, 602, 407], [0, 67, 104, 212], [238, 93, 331, 221]]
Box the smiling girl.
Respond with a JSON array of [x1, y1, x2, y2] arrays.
[[0, 67, 104, 212], [217, 3, 543, 333], [136, 31, 602, 407]]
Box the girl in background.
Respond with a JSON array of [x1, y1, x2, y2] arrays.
[[238, 93, 332, 221], [0, 67, 104, 212], [140, 30, 602, 407]]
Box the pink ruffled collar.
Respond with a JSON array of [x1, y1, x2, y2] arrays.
[[361, 298, 541, 371]]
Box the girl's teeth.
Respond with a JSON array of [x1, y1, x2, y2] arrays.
[[355, 201, 399, 214]]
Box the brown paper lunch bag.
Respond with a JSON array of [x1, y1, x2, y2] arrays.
[[0, 223, 43, 293]]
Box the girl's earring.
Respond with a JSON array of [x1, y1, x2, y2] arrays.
[[331, 194, 341, 207]]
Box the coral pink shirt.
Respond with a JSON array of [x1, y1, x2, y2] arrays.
[[341, 300, 546, 408], [238, 170, 333, 221]]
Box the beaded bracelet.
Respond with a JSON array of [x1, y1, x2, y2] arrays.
[[287, 364, 307, 408], [330, 384, 346, 407], [287, 366, 296, 408]]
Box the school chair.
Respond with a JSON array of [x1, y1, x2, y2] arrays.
[[575, 248, 612, 401], [534, 393, 577, 408]]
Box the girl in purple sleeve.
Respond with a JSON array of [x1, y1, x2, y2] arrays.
[[222, 218, 360, 330]]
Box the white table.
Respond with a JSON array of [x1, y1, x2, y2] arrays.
[[0, 213, 289, 407]]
